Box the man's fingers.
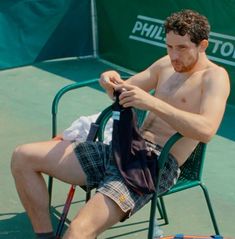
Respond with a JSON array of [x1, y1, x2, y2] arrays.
[[114, 83, 134, 92], [101, 75, 124, 87], [103, 76, 110, 83], [101, 76, 116, 88]]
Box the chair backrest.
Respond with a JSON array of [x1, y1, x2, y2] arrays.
[[178, 142, 207, 181]]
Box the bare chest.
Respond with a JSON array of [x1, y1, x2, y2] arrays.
[[156, 73, 202, 113]]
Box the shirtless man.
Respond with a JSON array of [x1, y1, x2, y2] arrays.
[[11, 9, 230, 239]]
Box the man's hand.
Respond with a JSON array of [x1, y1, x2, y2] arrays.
[[99, 71, 125, 99], [115, 84, 155, 111]]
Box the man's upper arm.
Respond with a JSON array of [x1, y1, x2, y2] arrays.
[[200, 68, 230, 135], [125, 59, 162, 91]]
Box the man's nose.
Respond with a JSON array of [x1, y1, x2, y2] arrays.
[[170, 51, 179, 61]]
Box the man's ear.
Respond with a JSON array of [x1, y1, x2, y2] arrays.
[[199, 39, 209, 52]]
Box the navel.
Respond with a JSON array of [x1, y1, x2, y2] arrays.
[[181, 97, 186, 103]]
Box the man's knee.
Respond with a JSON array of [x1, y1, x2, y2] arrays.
[[11, 144, 33, 176], [66, 218, 98, 239]]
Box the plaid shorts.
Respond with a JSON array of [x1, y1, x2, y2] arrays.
[[73, 141, 180, 219]]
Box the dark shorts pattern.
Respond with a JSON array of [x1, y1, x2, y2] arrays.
[[73, 141, 180, 219]]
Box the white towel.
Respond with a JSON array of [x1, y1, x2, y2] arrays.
[[62, 113, 113, 144]]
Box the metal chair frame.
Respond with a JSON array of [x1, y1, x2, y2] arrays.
[[49, 80, 220, 238]]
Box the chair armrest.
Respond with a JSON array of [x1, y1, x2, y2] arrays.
[[158, 133, 183, 169], [51, 79, 99, 137], [52, 79, 99, 116]]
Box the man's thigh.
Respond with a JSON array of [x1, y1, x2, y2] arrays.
[[20, 140, 87, 186]]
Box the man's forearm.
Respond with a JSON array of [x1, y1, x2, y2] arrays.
[[149, 98, 217, 143]]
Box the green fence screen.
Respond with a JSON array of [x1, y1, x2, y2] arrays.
[[97, 0, 235, 105], [1, 0, 234, 105], [0, 0, 93, 70]]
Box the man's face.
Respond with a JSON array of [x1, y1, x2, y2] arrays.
[[166, 31, 200, 72]]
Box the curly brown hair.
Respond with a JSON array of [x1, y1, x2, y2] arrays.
[[164, 9, 210, 45]]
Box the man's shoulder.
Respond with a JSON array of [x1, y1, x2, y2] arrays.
[[150, 55, 171, 70], [203, 63, 229, 81], [157, 55, 171, 65], [201, 63, 230, 95]]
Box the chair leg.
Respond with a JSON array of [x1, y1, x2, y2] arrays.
[[159, 196, 169, 225], [157, 199, 164, 220], [200, 183, 220, 235], [148, 193, 158, 239], [86, 190, 91, 202], [48, 176, 53, 206]]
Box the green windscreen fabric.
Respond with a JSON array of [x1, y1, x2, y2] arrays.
[[96, 0, 235, 105], [0, 0, 93, 70]]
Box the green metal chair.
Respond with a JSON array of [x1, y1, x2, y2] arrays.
[[49, 80, 220, 238]]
